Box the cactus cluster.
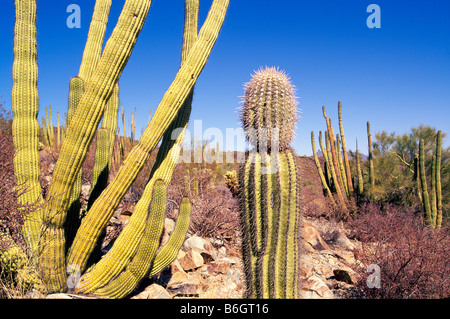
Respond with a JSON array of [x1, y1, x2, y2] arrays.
[[311, 102, 376, 209], [238, 67, 301, 299], [7, 0, 229, 298]]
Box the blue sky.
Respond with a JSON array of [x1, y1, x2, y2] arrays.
[[0, 0, 449, 156]]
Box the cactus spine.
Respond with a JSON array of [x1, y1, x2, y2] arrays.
[[240, 67, 298, 152], [238, 67, 300, 299]]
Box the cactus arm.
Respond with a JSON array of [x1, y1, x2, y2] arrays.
[[101, 84, 119, 164], [311, 131, 335, 205], [430, 153, 437, 227], [87, 128, 111, 210], [78, 0, 112, 82], [367, 121, 375, 190], [338, 101, 354, 197], [356, 139, 364, 198], [67, 0, 228, 273], [64, 77, 85, 252], [326, 131, 346, 209], [435, 131, 442, 229], [40, 0, 152, 293], [12, 0, 44, 251], [319, 130, 332, 188], [148, 196, 191, 277], [419, 139, 432, 226], [336, 134, 349, 198], [91, 180, 167, 298]]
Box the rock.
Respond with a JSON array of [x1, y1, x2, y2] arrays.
[[132, 284, 172, 299], [300, 275, 334, 299], [168, 274, 201, 296], [178, 249, 204, 271], [184, 235, 217, 262], [46, 293, 73, 299], [301, 224, 330, 251], [80, 184, 91, 198], [334, 229, 355, 251], [207, 259, 231, 275], [165, 218, 175, 235]]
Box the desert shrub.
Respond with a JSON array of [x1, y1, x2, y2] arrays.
[[189, 186, 240, 246], [347, 203, 450, 299], [0, 136, 27, 248]]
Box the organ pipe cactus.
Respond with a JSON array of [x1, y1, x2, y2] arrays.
[[10, 0, 229, 297], [419, 139, 432, 226], [338, 101, 353, 198], [435, 130, 442, 229], [238, 67, 300, 299], [367, 121, 375, 191]]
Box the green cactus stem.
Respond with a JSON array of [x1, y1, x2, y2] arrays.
[[238, 67, 300, 299], [318, 131, 333, 189], [326, 131, 346, 209], [67, 0, 228, 278], [311, 131, 335, 206], [430, 153, 437, 227], [338, 101, 353, 198], [419, 139, 432, 226], [435, 130, 442, 229], [367, 121, 375, 191], [41, 0, 153, 292], [336, 133, 349, 198], [78, 0, 112, 82], [356, 139, 364, 199], [239, 149, 300, 299], [322, 106, 344, 195], [12, 0, 44, 251], [414, 153, 422, 203]]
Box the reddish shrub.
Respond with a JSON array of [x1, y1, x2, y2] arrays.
[[347, 204, 450, 299]]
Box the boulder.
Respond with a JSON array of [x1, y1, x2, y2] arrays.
[[206, 259, 231, 275], [178, 249, 204, 271], [301, 224, 330, 251], [132, 284, 172, 299], [300, 275, 334, 299]]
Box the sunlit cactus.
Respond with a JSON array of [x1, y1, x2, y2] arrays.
[[240, 67, 299, 152]]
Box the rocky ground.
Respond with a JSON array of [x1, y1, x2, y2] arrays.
[[37, 153, 363, 299], [44, 214, 362, 299]]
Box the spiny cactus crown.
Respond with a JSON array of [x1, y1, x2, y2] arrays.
[[240, 66, 299, 152]]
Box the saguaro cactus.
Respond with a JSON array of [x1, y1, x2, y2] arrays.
[[10, 0, 229, 297], [238, 67, 300, 299]]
